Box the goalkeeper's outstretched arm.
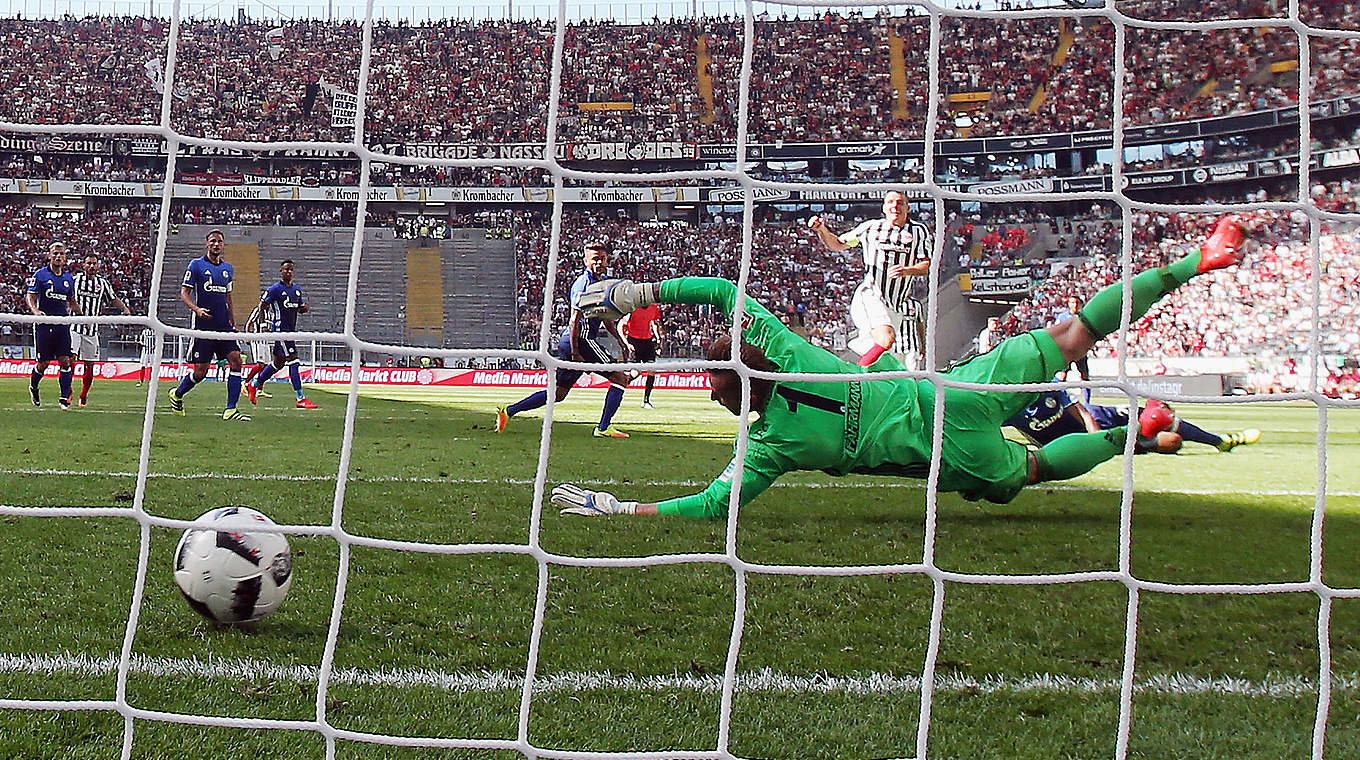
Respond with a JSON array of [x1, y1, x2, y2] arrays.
[[554, 443, 788, 518]]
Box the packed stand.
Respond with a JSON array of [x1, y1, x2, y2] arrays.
[[0, 12, 1356, 145], [994, 198, 1359, 394]]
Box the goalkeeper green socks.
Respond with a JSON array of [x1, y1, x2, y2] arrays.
[[1033, 426, 1128, 482], [1076, 250, 1202, 339]]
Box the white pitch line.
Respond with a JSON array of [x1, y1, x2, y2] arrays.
[[0, 653, 1351, 698], [0, 468, 1357, 498], [4, 407, 465, 423]]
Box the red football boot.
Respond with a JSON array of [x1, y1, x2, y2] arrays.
[[245, 382, 258, 405], [296, 398, 319, 409], [1197, 215, 1244, 273], [1138, 399, 1176, 439]]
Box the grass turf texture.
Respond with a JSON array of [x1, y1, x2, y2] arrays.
[[0, 378, 1357, 759]]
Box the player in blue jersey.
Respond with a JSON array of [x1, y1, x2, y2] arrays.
[[167, 229, 250, 421], [1052, 296, 1092, 404], [496, 242, 633, 438], [25, 242, 83, 410], [1007, 387, 1261, 454], [244, 260, 319, 410]]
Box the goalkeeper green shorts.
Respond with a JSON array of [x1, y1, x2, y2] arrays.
[[932, 329, 1067, 504]]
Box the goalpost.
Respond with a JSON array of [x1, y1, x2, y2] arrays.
[[0, 1, 1357, 759]]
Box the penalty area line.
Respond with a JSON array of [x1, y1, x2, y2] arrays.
[[0, 468, 1356, 497], [0, 653, 1351, 698]]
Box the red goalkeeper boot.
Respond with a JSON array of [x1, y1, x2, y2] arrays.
[[1138, 399, 1176, 439], [1197, 215, 1244, 273]]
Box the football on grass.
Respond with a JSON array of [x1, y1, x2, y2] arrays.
[[173, 507, 294, 624]]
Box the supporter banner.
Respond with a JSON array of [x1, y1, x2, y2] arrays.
[[326, 84, 359, 130], [241, 172, 322, 186], [378, 143, 547, 161], [369, 142, 697, 162], [577, 101, 634, 111], [561, 142, 694, 161], [0, 133, 112, 154], [0, 360, 714, 390], [126, 140, 355, 158]]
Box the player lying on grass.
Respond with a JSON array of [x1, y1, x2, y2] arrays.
[[551, 216, 1244, 518], [1007, 388, 1261, 454]]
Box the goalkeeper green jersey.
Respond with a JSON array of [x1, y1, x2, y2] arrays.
[[655, 277, 1062, 518]]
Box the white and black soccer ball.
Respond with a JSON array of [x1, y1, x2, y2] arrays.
[[173, 506, 294, 625]]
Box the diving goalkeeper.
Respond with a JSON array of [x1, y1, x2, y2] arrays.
[[552, 217, 1244, 518]]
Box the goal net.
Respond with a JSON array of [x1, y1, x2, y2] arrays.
[[0, 1, 1357, 759]]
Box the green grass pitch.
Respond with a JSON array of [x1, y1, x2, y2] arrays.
[[0, 377, 1357, 759]]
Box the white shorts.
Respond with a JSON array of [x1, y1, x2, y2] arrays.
[[74, 331, 101, 361], [849, 281, 902, 352], [848, 281, 926, 367], [250, 341, 271, 364]]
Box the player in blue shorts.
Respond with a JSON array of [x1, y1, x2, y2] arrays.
[[496, 241, 634, 438], [1007, 387, 1261, 454], [244, 259, 318, 410], [25, 242, 83, 410], [167, 228, 250, 421]]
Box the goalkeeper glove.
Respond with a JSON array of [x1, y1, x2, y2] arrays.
[[552, 483, 638, 516], [577, 279, 658, 321]]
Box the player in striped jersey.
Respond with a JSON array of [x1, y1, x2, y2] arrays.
[[243, 300, 276, 396], [71, 255, 132, 407], [496, 242, 633, 438], [809, 191, 933, 369]]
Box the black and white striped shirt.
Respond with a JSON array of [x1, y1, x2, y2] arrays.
[[70, 271, 117, 337], [841, 218, 933, 313]]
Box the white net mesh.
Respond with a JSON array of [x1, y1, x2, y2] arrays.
[[0, 1, 1358, 759]]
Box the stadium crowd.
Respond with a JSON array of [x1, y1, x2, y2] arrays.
[[0, 9, 1356, 145], [993, 191, 1359, 395]]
